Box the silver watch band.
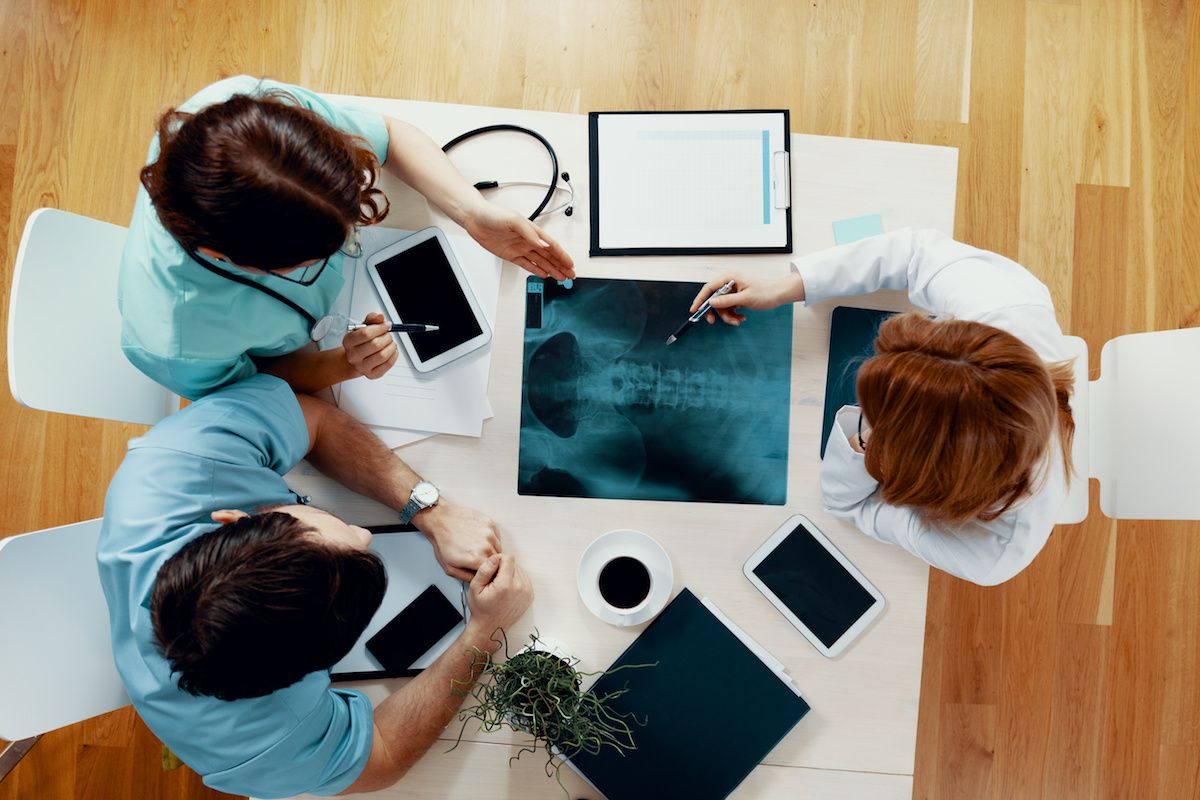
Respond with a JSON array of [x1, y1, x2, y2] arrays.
[[398, 497, 424, 525]]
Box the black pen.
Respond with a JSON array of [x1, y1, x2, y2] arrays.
[[347, 322, 440, 333], [666, 280, 736, 345]]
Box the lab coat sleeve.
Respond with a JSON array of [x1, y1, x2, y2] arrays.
[[793, 228, 1057, 319], [821, 406, 1018, 586]]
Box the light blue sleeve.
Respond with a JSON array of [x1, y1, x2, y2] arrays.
[[121, 341, 259, 402], [201, 688, 375, 798], [140, 373, 308, 471]]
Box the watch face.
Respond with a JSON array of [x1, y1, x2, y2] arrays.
[[413, 482, 439, 506]]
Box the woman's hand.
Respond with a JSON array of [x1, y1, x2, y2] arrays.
[[689, 272, 806, 325], [464, 201, 575, 281], [343, 312, 398, 379]]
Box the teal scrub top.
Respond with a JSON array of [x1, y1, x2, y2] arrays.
[[97, 375, 374, 798], [118, 76, 390, 400]]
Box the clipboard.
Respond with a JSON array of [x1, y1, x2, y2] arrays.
[[588, 110, 793, 256], [329, 525, 469, 681]]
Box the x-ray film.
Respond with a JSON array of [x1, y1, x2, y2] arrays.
[[518, 277, 792, 504]]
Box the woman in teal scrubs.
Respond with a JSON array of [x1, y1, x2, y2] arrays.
[[120, 75, 574, 400]]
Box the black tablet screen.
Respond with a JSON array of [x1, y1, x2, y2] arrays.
[[374, 237, 483, 362], [752, 521, 877, 648]]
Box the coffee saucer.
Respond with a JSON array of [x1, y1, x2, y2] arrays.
[[577, 529, 674, 627]]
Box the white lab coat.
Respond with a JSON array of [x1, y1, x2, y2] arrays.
[[794, 229, 1073, 586]]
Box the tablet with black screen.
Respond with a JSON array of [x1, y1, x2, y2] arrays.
[[743, 514, 885, 658], [365, 227, 491, 372]]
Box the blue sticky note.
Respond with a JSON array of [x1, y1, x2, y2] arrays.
[[832, 214, 884, 245]]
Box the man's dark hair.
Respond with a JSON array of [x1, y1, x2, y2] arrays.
[[151, 511, 386, 701]]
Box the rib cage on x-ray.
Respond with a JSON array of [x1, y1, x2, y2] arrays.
[[518, 278, 792, 505]]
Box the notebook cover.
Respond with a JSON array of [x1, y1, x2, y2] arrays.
[[820, 307, 895, 459], [568, 589, 809, 800]]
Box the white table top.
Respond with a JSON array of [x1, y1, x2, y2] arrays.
[[284, 95, 958, 800]]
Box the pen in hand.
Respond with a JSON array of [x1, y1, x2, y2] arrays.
[[666, 280, 736, 345], [347, 322, 440, 333]]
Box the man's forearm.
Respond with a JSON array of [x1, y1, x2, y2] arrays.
[[256, 347, 355, 395], [299, 394, 421, 512], [341, 622, 498, 793]]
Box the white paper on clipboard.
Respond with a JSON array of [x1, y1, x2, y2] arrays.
[[591, 111, 792, 252]]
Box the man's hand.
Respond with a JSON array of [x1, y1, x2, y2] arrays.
[[343, 312, 398, 379], [463, 201, 575, 281], [466, 553, 534, 648], [413, 499, 501, 581]]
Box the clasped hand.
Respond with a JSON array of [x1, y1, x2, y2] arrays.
[[412, 499, 502, 582]]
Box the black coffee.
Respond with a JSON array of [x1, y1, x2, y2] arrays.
[[598, 556, 652, 609]]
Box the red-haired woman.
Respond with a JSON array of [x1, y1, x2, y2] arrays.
[[121, 76, 574, 400], [693, 229, 1074, 585]]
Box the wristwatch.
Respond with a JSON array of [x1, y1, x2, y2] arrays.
[[399, 481, 440, 524]]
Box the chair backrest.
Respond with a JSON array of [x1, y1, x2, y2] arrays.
[[7, 208, 177, 425], [0, 519, 129, 740]]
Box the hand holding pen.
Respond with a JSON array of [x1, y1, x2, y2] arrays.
[[685, 272, 808, 327], [667, 280, 736, 345]]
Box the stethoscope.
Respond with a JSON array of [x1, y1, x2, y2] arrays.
[[189, 123, 575, 335], [441, 124, 575, 220]]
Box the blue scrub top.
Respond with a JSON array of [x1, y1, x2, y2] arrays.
[[97, 375, 374, 798], [118, 76, 391, 400]]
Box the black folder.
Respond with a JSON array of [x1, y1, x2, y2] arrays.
[[568, 589, 809, 800], [820, 307, 895, 459]]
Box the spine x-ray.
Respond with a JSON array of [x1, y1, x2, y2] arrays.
[[519, 277, 792, 505]]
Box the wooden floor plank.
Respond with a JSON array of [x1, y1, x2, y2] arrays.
[[915, 0, 972, 124], [1042, 623, 1111, 800], [935, 703, 994, 799]]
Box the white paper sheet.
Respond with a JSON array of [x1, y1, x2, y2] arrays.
[[330, 228, 500, 437], [595, 111, 790, 250]]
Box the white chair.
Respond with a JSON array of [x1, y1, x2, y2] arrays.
[[7, 207, 177, 425], [0, 519, 130, 779]]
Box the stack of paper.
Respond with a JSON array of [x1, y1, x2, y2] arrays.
[[325, 227, 500, 447]]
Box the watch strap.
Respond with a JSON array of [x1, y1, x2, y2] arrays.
[[398, 496, 424, 525]]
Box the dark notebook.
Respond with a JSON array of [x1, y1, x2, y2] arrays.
[[568, 589, 810, 800], [820, 307, 895, 458]]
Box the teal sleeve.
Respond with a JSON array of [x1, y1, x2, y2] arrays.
[[201, 688, 375, 798], [139, 374, 309, 473], [122, 343, 259, 401], [258, 78, 390, 165]]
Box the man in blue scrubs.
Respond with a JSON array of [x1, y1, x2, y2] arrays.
[[97, 374, 533, 797]]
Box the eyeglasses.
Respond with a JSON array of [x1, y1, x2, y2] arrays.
[[270, 255, 329, 286], [268, 227, 363, 286], [857, 408, 868, 452]]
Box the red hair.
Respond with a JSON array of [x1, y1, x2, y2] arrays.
[[857, 313, 1075, 525]]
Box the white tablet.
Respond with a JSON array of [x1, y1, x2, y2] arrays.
[[743, 514, 886, 658], [365, 227, 492, 373]]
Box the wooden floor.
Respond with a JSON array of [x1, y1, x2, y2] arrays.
[[1, 1, 1198, 798]]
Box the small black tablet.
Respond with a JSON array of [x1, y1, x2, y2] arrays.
[[743, 514, 886, 658]]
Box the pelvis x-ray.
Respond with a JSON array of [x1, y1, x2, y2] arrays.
[[518, 277, 792, 505]]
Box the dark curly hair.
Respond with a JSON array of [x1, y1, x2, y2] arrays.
[[139, 90, 389, 271], [150, 511, 386, 701]]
